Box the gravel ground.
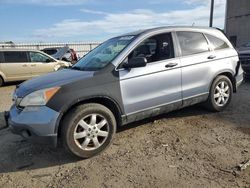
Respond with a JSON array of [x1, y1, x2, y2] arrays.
[[0, 80, 249, 188]]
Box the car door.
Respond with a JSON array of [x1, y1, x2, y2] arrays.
[[119, 32, 182, 120], [1, 51, 32, 81], [28, 51, 56, 77], [176, 31, 213, 105]]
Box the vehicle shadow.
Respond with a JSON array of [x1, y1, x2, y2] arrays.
[[117, 105, 209, 133], [0, 112, 7, 130], [0, 79, 249, 174], [2, 81, 22, 87], [0, 105, 209, 174]]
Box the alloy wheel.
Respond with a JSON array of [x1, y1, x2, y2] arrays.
[[74, 114, 109, 151], [214, 81, 230, 107]]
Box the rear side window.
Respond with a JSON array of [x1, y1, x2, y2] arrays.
[[3, 51, 28, 63], [177, 31, 209, 56], [0, 52, 4, 63], [205, 34, 229, 50]]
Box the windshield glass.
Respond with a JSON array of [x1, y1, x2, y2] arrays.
[[73, 36, 135, 71]]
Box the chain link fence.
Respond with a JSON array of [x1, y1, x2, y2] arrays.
[[0, 42, 102, 58]]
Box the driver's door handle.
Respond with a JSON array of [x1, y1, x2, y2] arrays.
[[165, 62, 178, 68]]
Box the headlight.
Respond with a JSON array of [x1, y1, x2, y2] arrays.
[[19, 87, 60, 107]]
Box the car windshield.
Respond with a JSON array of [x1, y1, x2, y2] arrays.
[[72, 36, 135, 71]]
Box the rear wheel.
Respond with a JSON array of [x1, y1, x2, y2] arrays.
[[61, 103, 116, 158], [205, 75, 233, 112]]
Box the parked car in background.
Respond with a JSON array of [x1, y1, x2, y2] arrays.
[[42, 46, 78, 64], [0, 49, 71, 86], [6, 26, 243, 158], [238, 42, 250, 77]]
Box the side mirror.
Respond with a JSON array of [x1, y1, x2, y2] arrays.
[[123, 57, 147, 69], [45, 59, 51, 63]]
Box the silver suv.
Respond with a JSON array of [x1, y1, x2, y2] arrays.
[[5, 27, 244, 158]]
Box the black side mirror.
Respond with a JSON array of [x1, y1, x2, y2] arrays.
[[45, 59, 51, 63], [123, 57, 147, 69]]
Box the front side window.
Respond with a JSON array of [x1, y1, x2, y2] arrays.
[[177, 31, 209, 56], [205, 34, 229, 50], [29, 52, 53, 63], [127, 33, 174, 63], [3, 51, 28, 63], [73, 36, 135, 71]]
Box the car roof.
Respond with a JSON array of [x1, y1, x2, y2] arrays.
[[0, 48, 42, 52], [42, 47, 62, 50], [119, 26, 221, 37]]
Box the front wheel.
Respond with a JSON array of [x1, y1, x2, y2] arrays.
[[61, 103, 116, 158], [205, 75, 233, 112]]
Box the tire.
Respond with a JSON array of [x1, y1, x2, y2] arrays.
[[204, 75, 233, 112], [0, 77, 3, 87], [61, 103, 116, 158]]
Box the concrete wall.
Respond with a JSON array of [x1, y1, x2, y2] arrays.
[[225, 0, 250, 47]]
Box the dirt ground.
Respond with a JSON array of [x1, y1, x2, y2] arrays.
[[0, 80, 249, 188]]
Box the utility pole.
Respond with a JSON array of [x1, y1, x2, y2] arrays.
[[209, 0, 214, 27]]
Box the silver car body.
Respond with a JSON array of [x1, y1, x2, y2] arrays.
[[6, 26, 244, 146], [113, 27, 242, 116]]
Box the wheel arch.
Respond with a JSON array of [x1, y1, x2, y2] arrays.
[[210, 71, 236, 93], [56, 96, 123, 138], [0, 71, 6, 82]]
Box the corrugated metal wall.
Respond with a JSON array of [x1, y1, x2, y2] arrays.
[[0, 42, 102, 57]]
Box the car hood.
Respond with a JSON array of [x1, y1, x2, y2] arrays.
[[56, 60, 72, 67], [52, 46, 70, 60], [16, 69, 94, 97]]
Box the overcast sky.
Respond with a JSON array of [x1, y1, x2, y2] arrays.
[[0, 0, 226, 42]]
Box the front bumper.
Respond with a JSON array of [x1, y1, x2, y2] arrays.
[[239, 55, 250, 75], [236, 72, 244, 88], [7, 105, 60, 147]]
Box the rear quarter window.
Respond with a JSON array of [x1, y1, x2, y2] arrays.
[[205, 34, 229, 50], [3, 51, 28, 63], [177, 31, 209, 56], [43, 49, 58, 55]]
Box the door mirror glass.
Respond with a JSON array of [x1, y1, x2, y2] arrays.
[[123, 57, 147, 69]]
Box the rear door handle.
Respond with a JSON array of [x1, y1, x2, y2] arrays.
[[165, 62, 178, 68], [208, 55, 216, 59], [31, 64, 36, 67], [22, 64, 28, 67]]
